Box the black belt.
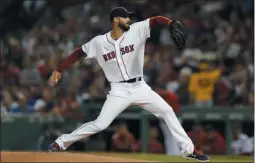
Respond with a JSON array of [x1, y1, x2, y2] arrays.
[[120, 77, 142, 83]]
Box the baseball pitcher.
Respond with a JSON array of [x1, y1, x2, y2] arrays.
[[48, 7, 209, 162]]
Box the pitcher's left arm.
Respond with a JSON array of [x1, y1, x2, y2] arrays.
[[149, 16, 187, 49]]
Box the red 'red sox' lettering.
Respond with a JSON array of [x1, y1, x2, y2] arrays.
[[103, 44, 134, 62]]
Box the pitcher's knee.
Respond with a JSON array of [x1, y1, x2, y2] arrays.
[[160, 107, 175, 118], [93, 119, 110, 132]]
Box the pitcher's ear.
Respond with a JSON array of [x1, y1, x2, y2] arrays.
[[114, 17, 119, 23]]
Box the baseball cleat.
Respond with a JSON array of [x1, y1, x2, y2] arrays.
[[48, 142, 62, 152], [184, 149, 210, 162]]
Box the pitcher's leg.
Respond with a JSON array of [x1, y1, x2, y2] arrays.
[[159, 120, 182, 155], [133, 84, 194, 156], [55, 95, 130, 150]]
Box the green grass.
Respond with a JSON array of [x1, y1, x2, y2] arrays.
[[92, 152, 254, 162]]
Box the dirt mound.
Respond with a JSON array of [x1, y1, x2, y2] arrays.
[[1, 151, 146, 162]]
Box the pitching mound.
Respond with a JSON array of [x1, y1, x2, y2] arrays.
[[1, 151, 147, 162]]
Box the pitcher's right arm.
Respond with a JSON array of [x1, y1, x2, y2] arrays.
[[48, 36, 99, 86]]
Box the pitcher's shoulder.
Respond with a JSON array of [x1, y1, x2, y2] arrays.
[[88, 34, 106, 44], [93, 34, 105, 41], [130, 18, 150, 27], [130, 21, 140, 29]]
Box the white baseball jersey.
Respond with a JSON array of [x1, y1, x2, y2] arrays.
[[82, 18, 150, 82]]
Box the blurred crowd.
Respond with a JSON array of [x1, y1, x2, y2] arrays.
[[109, 121, 253, 155], [1, 0, 254, 115], [111, 123, 164, 153], [188, 122, 253, 155]]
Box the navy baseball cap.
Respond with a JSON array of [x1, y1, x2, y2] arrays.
[[110, 7, 134, 22]]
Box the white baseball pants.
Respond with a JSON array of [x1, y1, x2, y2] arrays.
[[160, 120, 182, 155], [55, 81, 194, 156]]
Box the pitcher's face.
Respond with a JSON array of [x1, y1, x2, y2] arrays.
[[117, 17, 131, 31]]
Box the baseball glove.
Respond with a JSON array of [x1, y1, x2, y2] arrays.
[[168, 20, 187, 49]]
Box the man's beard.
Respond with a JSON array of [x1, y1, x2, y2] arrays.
[[119, 23, 130, 31]]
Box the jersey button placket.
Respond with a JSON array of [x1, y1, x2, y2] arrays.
[[114, 39, 129, 81]]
